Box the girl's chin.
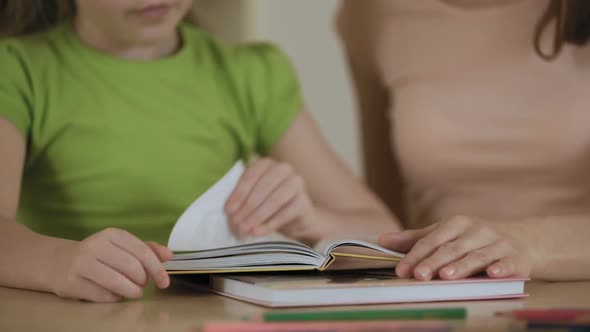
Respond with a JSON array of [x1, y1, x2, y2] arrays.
[[132, 25, 180, 44]]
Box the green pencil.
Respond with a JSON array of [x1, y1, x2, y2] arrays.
[[256, 307, 466, 322]]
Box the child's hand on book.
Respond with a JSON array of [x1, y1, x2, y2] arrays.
[[225, 158, 315, 240], [378, 216, 535, 281], [51, 228, 172, 303]]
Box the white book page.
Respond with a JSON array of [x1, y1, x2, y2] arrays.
[[167, 161, 284, 251]]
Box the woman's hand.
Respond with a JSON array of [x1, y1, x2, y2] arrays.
[[51, 228, 172, 303], [225, 158, 316, 241], [379, 216, 535, 280]]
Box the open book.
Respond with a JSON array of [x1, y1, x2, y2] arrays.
[[165, 239, 403, 273], [164, 161, 404, 274]]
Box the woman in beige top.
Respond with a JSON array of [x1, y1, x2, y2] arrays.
[[337, 0, 590, 281]]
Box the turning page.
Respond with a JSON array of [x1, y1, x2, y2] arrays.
[[167, 161, 280, 251]]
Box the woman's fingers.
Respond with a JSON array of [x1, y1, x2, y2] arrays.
[[486, 256, 531, 279], [414, 225, 499, 280], [379, 226, 438, 278], [396, 217, 473, 278], [437, 240, 514, 280], [379, 224, 438, 253], [380, 216, 532, 281]]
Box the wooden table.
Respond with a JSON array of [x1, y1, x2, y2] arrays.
[[1, 277, 589, 332]]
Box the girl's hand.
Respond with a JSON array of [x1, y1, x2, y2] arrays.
[[51, 228, 172, 303], [225, 158, 315, 240], [379, 216, 535, 280]]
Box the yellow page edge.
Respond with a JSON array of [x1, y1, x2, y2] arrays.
[[320, 253, 401, 271]]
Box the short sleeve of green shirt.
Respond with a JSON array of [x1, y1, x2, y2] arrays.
[[0, 42, 34, 136], [236, 43, 303, 155]]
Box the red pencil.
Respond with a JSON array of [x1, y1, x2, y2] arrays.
[[498, 309, 590, 322]]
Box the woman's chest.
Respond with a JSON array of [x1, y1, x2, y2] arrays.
[[391, 62, 590, 191]]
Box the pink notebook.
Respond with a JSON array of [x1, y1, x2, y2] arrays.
[[203, 321, 450, 332], [210, 271, 527, 307]]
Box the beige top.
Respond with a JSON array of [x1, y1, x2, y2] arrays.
[[338, 0, 590, 228]]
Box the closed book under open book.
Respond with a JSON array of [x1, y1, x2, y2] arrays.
[[210, 271, 527, 307]]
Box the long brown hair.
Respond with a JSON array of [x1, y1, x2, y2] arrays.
[[0, 0, 75, 38], [535, 0, 590, 60]]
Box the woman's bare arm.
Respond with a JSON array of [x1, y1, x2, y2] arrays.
[[335, 1, 407, 224]]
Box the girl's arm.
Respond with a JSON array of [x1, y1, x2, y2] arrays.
[[0, 116, 57, 292], [225, 109, 403, 246], [272, 109, 403, 242], [0, 117, 170, 302]]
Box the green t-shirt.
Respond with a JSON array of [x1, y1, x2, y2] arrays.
[[0, 23, 302, 244]]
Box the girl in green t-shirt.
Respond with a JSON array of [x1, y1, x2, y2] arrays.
[[0, 1, 401, 302]]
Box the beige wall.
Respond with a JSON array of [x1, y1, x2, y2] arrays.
[[253, 0, 361, 175], [189, 0, 361, 175]]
